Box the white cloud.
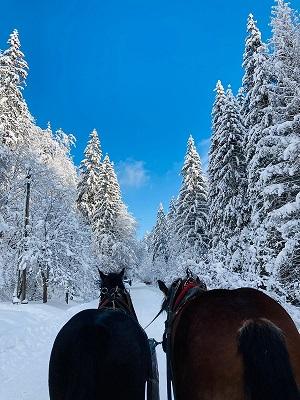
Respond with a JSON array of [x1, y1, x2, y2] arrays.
[[116, 159, 149, 188]]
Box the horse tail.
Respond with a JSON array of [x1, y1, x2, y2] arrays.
[[237, 318, 300, 400]]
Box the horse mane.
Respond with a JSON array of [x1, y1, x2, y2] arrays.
[[160, 278, 182, 312]]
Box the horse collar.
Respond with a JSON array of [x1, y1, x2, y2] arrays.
[[173, 281, 200, 310]]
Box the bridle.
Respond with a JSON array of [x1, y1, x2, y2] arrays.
[[98, 285, 138, 321], [163, 273, 207, 400]]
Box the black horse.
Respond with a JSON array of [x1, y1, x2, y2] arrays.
[[49, 268, 152, 400]]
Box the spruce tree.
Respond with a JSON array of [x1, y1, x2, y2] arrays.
[[92, 155, 136, 273], [208, 80, 227, 257], [242, 40, 275, 277], [241, 14, 263, 121], [174, 136, 208, 259], [166, 197, 177, 261], [257, 0, 300, 297], [0, 30, 32, 147], [93, 155, 121, 244], [77, 129, 102, 222], [152, 203, 169, 266], [208, 85, 247, 268]]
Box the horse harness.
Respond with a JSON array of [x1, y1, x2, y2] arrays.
[[164, 278, 206, 400], [98, 286, 138, 321]]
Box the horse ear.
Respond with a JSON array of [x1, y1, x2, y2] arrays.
[[98, 268, 106, 281], [119, 268, 125, 278], [158, 280, 168, 297]]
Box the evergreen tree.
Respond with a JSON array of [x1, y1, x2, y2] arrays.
[[166, 197, 177, 261], [151, 203, 169, 279], [242, 41, 275, 277], [208, 85, 247, 268], [92, 155, 137, 273], [0, 30, 32, 147], [174, 136, 208, 260], [208, 80, 227, 257], [241, 14, 263, 121], [257, 0, 300, 297], [137, 231, 155, 284], [140, 203, 170, 282], [77, 129, 102, 222]]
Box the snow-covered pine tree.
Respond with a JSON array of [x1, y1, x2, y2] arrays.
[[92, 155, 137, 274], [241, 14, 269, 275], [241, 14, 263, 121], [0, 30, 37, 302], [174, 136, 208, 268], [208, 80, 227, 259], [92, 155, 121, 263], [236, 87, 245, 108], [150, 203, 169, 280], [209, 87, 248, 270], [77, 129, 102, 222], [242, 39, 275, 278], [166, 196, 177, 261], [257, 0, 300, 299], [0, 29, 34, 229], [113, 201, 137, 275], [0, 29, 32, 147], [136, 230, 155, 284]]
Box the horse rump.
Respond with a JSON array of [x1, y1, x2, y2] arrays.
[[49, 309, 151, 400], [238, 318, 300, 400], [49, 314, 108, 400]]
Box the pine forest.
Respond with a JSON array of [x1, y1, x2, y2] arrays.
[[0, 0, 299, 306]]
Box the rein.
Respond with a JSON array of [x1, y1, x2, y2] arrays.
[[143, 308, 164, 330]]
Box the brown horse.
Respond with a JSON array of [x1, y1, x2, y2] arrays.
[[158, 272, 300, 400]]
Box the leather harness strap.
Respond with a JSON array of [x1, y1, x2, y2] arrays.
[[166, 280, 182, 400], [165, 280, 205, 400], [98, 287, 138, 321], [173, 281, 199, 309]]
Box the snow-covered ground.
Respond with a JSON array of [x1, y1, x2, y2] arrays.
[[0, 283, 166, 400], [0, 283, 299, 400]]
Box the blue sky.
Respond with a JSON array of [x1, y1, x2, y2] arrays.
[[1, 0, 297, 236]]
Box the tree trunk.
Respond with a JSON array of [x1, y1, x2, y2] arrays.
[[41, 265, 49, 304], [20, 269, 27, 303], [15, 172, 31, 304], [42, 274, 48, 304]]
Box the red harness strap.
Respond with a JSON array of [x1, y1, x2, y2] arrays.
[[174, 281, 198, 309]]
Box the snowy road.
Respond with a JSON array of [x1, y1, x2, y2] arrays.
[[0, 284, 167, 400]]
